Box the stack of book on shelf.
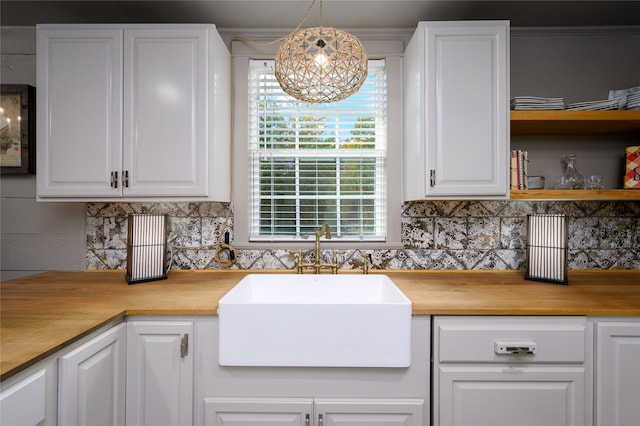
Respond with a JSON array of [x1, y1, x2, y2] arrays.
[[510, 96, 564, 110], [511, 150, 529, 190]]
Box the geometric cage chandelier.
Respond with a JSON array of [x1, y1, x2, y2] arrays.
[[274, 0, 368, 103]]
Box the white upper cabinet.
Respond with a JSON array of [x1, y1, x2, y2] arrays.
[[123, 28, 208, 197], [37, 27, 123, 198], [37, 24, 230, 201], [403, 21, 510, 200]]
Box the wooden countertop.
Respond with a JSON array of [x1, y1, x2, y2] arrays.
[[2, 270, 639, 380]]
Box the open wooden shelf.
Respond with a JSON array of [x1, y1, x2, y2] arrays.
[[510, 110, 640, 201], [511, 110, 640, 134], [510, 189, 640, 201]]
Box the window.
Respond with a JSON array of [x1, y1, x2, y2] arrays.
[[248, 60, 387, 242]]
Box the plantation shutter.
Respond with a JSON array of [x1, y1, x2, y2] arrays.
[[248, 59, 387, 241]]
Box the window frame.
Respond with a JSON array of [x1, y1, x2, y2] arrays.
[[248, 59, 387, 242], [231, 38, 403, 250]]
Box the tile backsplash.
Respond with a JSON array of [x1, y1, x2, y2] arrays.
[[87, 200, 640, 271]]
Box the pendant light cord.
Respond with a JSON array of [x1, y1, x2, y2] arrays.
[[233, 0, 320, 45]]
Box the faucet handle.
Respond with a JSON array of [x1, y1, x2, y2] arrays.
[[289, 250, 303, 274], [331, 250, 345, 274], [362, 252, 372, 274]]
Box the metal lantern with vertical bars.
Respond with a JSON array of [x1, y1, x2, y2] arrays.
[[126, 214, 168, 284], [525, 214, 568, 284]]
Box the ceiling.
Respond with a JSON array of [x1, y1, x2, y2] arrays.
[[2, 0, 640, 30]]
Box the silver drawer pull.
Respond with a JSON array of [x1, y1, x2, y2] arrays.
[[494, 341, 537, 355]]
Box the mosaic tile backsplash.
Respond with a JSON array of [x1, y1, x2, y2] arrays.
[[87, 200, 640, 271]]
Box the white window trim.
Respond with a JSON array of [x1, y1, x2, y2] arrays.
[[231, 38, 403, 250]]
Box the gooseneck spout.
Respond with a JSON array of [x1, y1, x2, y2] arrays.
[[292, 223, 340, 274], [316, 223, 331, 240]]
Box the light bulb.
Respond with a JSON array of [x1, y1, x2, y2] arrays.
[[314, 38, 328, 67], [314, 53, 328, 67]]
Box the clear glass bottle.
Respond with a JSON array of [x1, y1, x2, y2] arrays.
[[561, 153, 584, 189]]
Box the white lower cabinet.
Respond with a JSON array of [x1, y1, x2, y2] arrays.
[[58, 323, 126, 426], [195, 316, 431, 426], [438, 366, 587, 426], [0, 322, 123, 426], [126, 319, 194, 426], [433, 316, 591, 426], [0, 364, 55, 426], [203, 397, 424, 426], [594, 318, 640, 426], [10, 314, 639, 426]]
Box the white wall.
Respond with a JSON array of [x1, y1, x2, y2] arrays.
[[1, 27, 86, 281], [511, 27, 640, 103], [1, 25, 639, 280]]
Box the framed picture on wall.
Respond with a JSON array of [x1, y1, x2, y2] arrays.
[[1, 84, 35, 174]]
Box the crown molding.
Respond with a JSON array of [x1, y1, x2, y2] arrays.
[[511, 25, 640, 37]]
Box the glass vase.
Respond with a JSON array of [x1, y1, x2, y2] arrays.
[[561, 153, 584, 189]]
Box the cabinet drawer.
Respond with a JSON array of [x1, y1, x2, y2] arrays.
[[435, 316, 587, 363], [0, 369, 47, 425]]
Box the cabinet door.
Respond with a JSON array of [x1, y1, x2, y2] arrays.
[[58, 323, 126, 426], [315, 399, 424, 425], [438, 366, 586, 426], [203, 397, 313, 426], [427, 22, 509, 197], [595, 321, 640, 426], [37, 27, 123, 197], [123, 28, 208, 196], [0, 369, 49, 426], [127, 320, 194, 426], [404, 21, 509, 199]]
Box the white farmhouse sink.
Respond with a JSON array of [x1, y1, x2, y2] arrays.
[[217, 274, 412, 367]]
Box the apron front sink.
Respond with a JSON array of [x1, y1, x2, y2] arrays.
[[218, 274, 412, 367]]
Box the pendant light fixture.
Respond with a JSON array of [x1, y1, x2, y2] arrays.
[[274, 0, 368, 103]]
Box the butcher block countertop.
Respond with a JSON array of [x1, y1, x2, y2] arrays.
[[2, 269, 639, 380]]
